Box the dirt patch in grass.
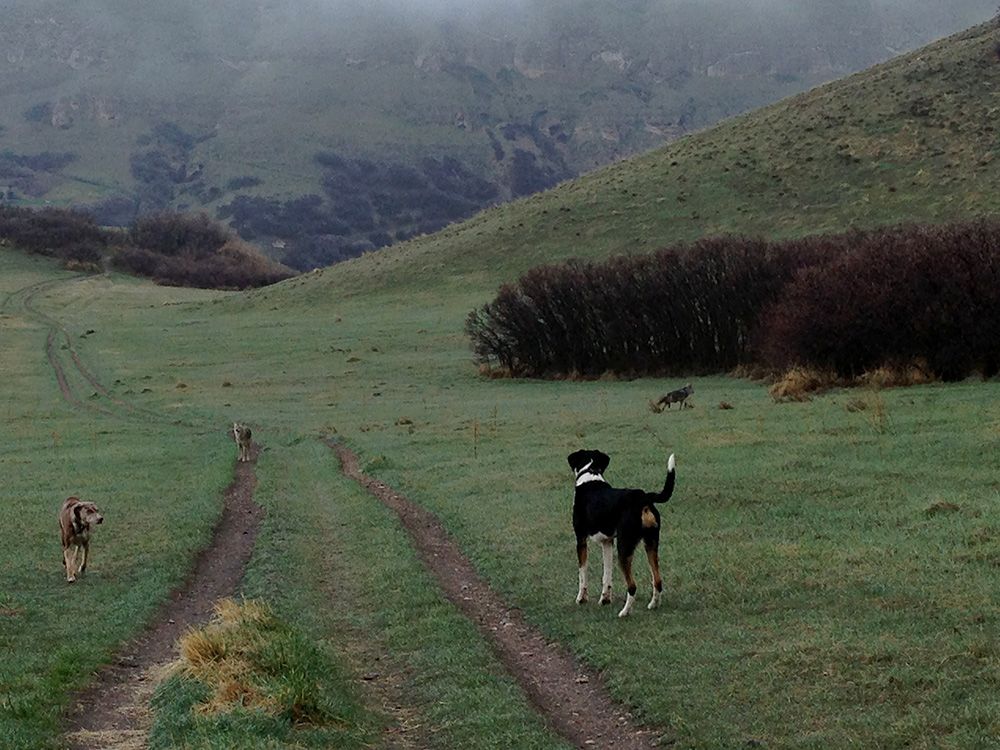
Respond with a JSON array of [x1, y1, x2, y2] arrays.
[[64, 444, 264, 750], [330, 440, 666, 749]]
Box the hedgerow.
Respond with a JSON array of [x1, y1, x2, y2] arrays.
[[467, 221, 1000, 382]]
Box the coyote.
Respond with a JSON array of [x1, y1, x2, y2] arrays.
[[650, 384, 693, 412], [59, 497, 103, 583], [233, 422, 253, 462]]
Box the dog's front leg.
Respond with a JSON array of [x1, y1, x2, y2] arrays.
[[80, 540, 89, 575], [600, 539, 614, 604], [576, 540, 588, 604], [64, 545, 78, 582]]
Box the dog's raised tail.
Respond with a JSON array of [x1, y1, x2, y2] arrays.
[[657, 453, 676, 503]]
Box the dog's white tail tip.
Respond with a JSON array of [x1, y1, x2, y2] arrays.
[[667, 453, 676, 472]]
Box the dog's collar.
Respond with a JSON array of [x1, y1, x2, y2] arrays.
[[574, 461, 606, 487]]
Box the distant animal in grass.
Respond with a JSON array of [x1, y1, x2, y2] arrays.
[[567, 449, 676, 617], [649, 384, 694, 412], [59, 496, 103, 583], [232, 422, 253, 462]]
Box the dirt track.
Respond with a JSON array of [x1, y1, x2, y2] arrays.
[[5, 278, 264, 748], [64, 445, 263, 750], [16, 276, 666, 748], [331, 441, 667, 750]]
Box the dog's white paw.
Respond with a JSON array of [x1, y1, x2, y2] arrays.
[[618, 593, 636, 617], [67, 576, 76, 583], [600, 588, 612, 605], [647, 594, 661, 610], [576, 591, 588, 604]]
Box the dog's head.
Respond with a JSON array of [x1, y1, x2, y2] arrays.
[[68, 497, 103, 529], [567, 450, 610, 482]]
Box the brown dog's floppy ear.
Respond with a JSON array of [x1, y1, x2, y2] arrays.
[[592, 451, 611, 474]]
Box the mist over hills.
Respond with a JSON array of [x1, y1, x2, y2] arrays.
[[0, 0, 994, 269]]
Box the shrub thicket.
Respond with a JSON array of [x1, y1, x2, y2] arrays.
[[467, 236, 831, 377], [115, 212, 293, 289], [0, 206, 108, 267], [758, 222, 1000, 380], [468, 221, 1000, 381], [0, 205, 291, 289]]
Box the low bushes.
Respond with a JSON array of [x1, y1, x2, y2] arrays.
[[468, 220, 1000, 383], [0, 206, 108, 269], [757, 222, 1000, 381], [114, 213, 293, 289], [0, 206, 292, 289]]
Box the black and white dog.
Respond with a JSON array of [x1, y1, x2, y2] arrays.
[[567, 449, 676, 617]]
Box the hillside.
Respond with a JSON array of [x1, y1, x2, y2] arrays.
[[295, 20, 1000, 297], [6, 19, 1000, 750], [0, 0, 994, 269]]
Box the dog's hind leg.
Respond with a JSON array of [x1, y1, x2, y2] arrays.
[[576, 540, 589, 604], [617, 550, 638, 618], [645, 544, 663, 610], [599, 539, 614, 604]]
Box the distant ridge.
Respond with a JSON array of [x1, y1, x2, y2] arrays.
[[0, 1, 994, 269], [298, 21, 1000, 296]]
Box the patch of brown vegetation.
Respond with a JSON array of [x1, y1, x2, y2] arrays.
[[768, 367, 837, 402], [925, 501, 961, 517]]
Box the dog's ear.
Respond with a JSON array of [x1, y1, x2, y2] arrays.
[[591, 451, 611, 474], [73, 503, 82, 520], [567, 450, 588, 471]]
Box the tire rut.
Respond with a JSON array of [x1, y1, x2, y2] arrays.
[[330, 440, 668, 750], [64, 445, 264, 749], [3, 277, 265, 747]]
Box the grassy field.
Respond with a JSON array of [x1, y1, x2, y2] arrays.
[[4, 21, 1000, 750], [4, 250, 995, 748]]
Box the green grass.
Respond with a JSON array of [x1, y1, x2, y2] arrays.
[[16, 258, 998, 748], [5, 21, 1000, 750], [0, 253, 230, 749]]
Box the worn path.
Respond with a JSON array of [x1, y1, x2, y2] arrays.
[[331, 441, 667, 750]]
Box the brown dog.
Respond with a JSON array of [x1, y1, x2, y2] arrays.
[[59, 496, 103, 583]]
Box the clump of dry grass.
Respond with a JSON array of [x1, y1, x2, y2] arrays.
[[718, 401, 734, 410], [173, 600, 277, 716], [771, 361, 937, 405], [768, 367, 838, 402], [859, 361, 934, 389], [477, 363, 513, 379], [168, 599, 347, 724]]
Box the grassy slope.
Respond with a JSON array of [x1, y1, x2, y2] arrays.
[[309, 22, 1000, 293], [6, 22, 1000, 749]]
